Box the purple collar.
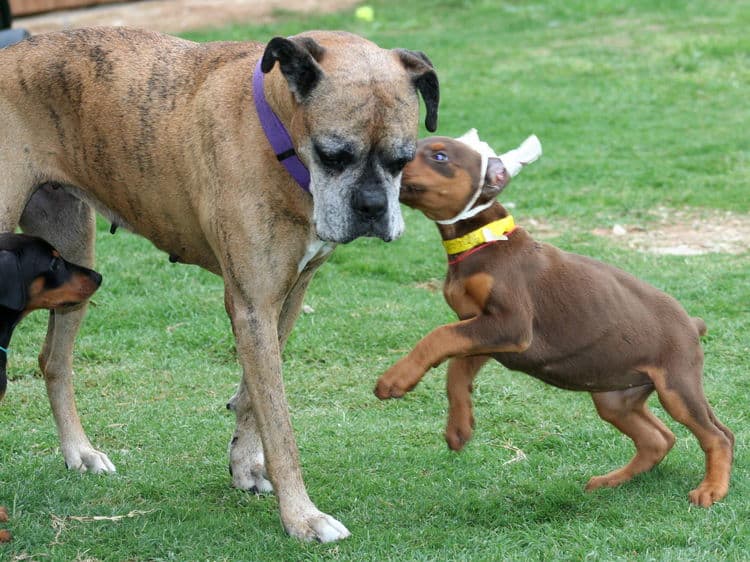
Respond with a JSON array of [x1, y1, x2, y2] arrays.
[[252, 59, 311, 192]]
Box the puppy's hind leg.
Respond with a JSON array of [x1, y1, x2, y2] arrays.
[[586, 384, 675, 491], [20, 185, 115, 474], [649, 362, 733, 507]]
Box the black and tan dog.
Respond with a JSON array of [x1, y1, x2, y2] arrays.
[[0, 233, 102, 402], [1, 233, 102, 544], [375, 135, 733, 507]]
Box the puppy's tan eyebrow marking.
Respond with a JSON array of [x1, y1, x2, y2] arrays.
[[425, 142, 454, 178]]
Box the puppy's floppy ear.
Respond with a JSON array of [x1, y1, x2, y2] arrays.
[[394, 49, 440, 132], [481, 157, 511, 200], [0, 250, 26, 311], [261, 36, 326, 101]]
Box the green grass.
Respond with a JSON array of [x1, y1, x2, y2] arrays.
[[2, 1, 750, 559]]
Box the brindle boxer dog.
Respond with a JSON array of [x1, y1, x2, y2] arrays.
[[0, 28, 439, 542]]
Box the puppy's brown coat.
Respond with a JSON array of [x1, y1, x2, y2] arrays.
[[375, 136, 733, 507]]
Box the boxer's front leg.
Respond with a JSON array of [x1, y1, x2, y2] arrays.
[[225, 249, 329, 495], [225, 280, 349, 542]]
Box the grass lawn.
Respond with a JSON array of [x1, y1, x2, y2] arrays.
[[2, 0, 749, 560]]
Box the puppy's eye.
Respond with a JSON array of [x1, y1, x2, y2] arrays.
[[316, 147, 354, 173], [50, 257, 63, 273], [432, 151, 449, 162]]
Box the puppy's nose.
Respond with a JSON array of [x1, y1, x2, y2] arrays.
[[352, 188, 387, 221], [91, 272, 103, 288]]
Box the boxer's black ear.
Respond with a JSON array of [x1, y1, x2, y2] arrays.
[[261, 36, 326, 101], [0, 250, 26, 311], [395, 49, 440, 132]]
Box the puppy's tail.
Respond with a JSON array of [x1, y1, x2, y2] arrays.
[[692, 317, 708, 337]]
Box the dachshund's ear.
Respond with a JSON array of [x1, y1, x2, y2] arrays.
[[0, 250, 26, 311], [394, 49, 440, 132], [261, 36, 326, 101]]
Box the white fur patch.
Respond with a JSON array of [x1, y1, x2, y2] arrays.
[[298, 238, 335, 273]]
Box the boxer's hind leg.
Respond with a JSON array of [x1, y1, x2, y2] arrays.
[[20, 184, 115, 473]]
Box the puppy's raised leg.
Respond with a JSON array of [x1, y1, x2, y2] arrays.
[[648, 364, 733, 507], [587, 385, 675, 491], [375, 313, 531, 399], [20, 186, 115, 473], [444, 355, 489, 451]]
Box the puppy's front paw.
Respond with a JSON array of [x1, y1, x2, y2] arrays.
[[374, 375, 406, 399], [444, 412, 474, 451], [374, 362, 421, 399]]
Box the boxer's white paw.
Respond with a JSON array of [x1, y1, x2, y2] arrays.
[[230, 461, 274, 494], [64, 446, 116, 474], [228, 436, 273, 494], [282, 507, 351, 543]]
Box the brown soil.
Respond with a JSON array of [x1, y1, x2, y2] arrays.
[[15, 0, 360, 34], [592, 207, 750, 255]]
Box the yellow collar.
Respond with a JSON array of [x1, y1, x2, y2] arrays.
[[442, 215, 516, 255]]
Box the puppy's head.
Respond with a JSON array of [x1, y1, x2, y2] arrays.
[[399, 137, 510, 222], [0, 234, 102, 314], [261, 31, 440, 243]]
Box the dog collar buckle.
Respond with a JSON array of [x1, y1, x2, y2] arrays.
[[481, 226, 508, 242]]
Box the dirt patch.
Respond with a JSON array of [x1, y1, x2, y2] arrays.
[[16, 0, 361, 34], [592, 207, 750, 255]]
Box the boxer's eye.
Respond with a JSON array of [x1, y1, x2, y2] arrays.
[[316, 147, 354, 172], [385, 156, 411, 175], [432, 151, 448, 162]]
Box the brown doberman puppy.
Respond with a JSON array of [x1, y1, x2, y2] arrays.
[[0, 232, 103, 542], [374, 135, 733, 507]]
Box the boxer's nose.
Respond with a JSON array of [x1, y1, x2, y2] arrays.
[[352, 187, 387, 221]]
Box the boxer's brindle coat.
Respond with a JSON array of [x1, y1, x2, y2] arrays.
[[0, 28, 439, 542], [375, 137, 733, 507]]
